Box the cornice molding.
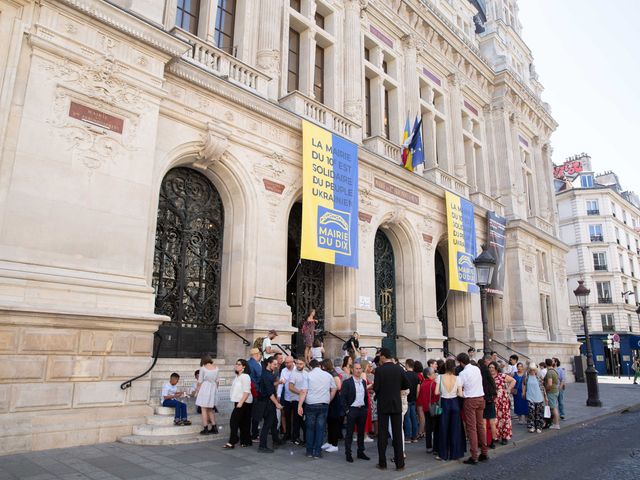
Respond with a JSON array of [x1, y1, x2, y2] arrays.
[[53, 0, 189, 57]]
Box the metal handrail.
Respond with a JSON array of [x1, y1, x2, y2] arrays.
[[489, 338, 531, 360], [319, 330, 348, 344], [448, 337, 481, 353], [216, 322, 251, 346], [273, 343, 291, 355], [120, 331, 162, 390], [394, 334, 427, 352]]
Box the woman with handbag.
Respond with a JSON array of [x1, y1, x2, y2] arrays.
[[522, 362, 547, 433], [422, 367, 441, 457], [434, 359, 465, 461], [488, 361, 516, 445]]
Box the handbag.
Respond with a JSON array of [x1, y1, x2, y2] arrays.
[[543, 405, 551, 418], [428, 377, 443, 416]]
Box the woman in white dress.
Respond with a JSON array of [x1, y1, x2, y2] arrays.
[[195, 355, 219, 434]]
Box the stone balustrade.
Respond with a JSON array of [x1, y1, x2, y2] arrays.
[[362, 135, 402, 164], [424, 167, 470, 198], [172, 28, 270, 98], [470, 191, 505, 216], [279, 91, 360, 142]]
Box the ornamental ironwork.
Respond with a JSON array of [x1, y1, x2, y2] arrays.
[[287, 203, 325, 357], [375, 229, 397, 355], [152, 167, 224, 358]]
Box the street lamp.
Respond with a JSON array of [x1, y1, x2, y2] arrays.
[[475, 244, 496, 355], [573, 280, 602, 407]]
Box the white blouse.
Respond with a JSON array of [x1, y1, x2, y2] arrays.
[[439, 374, 462, 399], [230, 373, 253, 404]]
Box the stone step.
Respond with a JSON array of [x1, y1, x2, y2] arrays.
[[119, 433, 221, 446], [146, 414, 179, 426], [155, 406, 175, 416], [132, 423, 203, 436]]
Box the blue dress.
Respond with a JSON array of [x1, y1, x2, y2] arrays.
[[513, 372, 528, 416]]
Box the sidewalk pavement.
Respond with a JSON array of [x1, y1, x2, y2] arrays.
[[1, 381, 638, 480]]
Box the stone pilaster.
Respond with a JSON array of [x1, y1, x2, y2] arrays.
[[447, 74, 466, 181], [256, 0, 283, 100], [343, 0, 366, 120], [402, 34, 419, 119]]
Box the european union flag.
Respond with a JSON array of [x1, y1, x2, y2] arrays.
[[409, 118, 424, 169]]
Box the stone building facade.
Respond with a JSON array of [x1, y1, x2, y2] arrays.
[[557, 154, 640, 374], [0, 0, 577, 452]]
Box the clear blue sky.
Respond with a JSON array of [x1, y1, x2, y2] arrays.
[[518, 0, 640, 192]]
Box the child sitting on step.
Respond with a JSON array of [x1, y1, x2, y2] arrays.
[[161, 372, 192, 426]]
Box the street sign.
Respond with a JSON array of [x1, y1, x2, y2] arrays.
[[613, 333, 621, 342], [614, 341, 620, 349]]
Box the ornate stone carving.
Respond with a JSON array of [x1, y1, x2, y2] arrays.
[[256, 49, 281, 76], [44, 56, 146, 112], [194, 122, 229, 170], [386, 206, 406, 225], [402, 33, 417, 50], [359, 186, 373, 207], [254, 152, 286, 180]]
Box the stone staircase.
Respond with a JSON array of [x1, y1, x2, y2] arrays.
[[119, 358, 236, 446]]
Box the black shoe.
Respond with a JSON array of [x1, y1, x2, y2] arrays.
[[211, 425, 219, 434], [200, 427, 209, 435], [357, 453, 370, 461], [500, 439, 508, 446], [489, 441, 496, 449], [463, 457, 478, 465], [395, 466, 405, 471], [346, 454, 354, 463], [375, 464, 387, 470], [181, 420, 192, 426], [478, 454, 489, 462], [258, 447, 274, 453]]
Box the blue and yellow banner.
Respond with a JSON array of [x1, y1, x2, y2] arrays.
[[301, 121, 358, 268], [445, 191, 478, 293]]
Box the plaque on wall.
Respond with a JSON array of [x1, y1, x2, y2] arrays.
[[68, 101, 124, 134]]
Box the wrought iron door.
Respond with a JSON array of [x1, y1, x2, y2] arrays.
[[152, 167, 224, 358], [375, 229, 396, 355], [435, 250, 449, 353], [287, 203, 325, 357]]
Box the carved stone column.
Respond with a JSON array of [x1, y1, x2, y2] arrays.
[[402, 34, 419, 119], [256, 0, 283, 100], [343, 0, 367, 120], [447, 74, 466, 181]]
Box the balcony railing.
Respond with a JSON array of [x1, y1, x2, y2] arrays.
[[470, 192, 505, 217], [424, 167, 470, 197], [594, 265, 608, 271], [598, 296, 613, 304], [590, 235, 604, 242], [279, 91, 359, 141], [172, 28, 270, 98], [362, 135, 401, 162], [602, 324, 615, 332], [587, 209, 600, 215]]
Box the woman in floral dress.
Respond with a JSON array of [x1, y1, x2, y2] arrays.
[[488, 361, 516, 445], [300, 309, 318, 363]]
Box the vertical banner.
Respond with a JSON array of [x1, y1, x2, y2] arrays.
[[301, 120, 359, 268], [445, 191, 478, 293], [487, 212, 507, 296]]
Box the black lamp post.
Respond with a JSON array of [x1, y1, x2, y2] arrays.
[[475, 245, 496, 355], [573, 280, 602, 407]]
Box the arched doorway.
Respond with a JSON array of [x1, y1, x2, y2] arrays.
[[375, 229, 396, 355], [435, 249, 449, 353], [152, 167, 224, 358], [287, 203, 325, 357]]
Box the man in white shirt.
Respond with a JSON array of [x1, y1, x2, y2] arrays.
[[355, 347, 372, 365], [161, 372, 191, 426], [262, 329, 279, 360], [457, 353, 487, 465], [341, 362, 370, 463], [278, 356, 294, 440], [288, 358, 309, 445], [298, 359, 336, 458]]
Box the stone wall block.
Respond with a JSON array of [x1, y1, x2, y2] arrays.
[[79, 331, 129, 355], [11, 383, 73, 411], [32, 429, 99, 452], [103, 357, 150, 379], [20, 329, 78, 354], [0, 355, 47, 382], [0, 385, 9, 413], [130, 334, 153, 356], [73, 381, 125, 407], [0, 328, 18, 352], [127, 379, 150, 403], [46, 356, 103, 381]]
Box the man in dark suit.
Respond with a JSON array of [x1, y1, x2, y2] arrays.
[[373, 348, 410, 470], [341, 362, 370, 463]]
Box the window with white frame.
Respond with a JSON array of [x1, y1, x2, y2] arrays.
[[586, 200, 599, 215], [286, 1, 336, 107], [214, 0, 236, 54], [589, 224, 603, 242], [601, 313, 614, 332], [580, 174, 594, 188], [596, 281, 612, 303], [462, 107, 485, 193], [363, 34, 399, 142], [593, 252, 608, 271], [419, 75, 448, 169]]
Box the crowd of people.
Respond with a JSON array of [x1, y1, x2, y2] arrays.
[[161, 335, 568, 471]]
